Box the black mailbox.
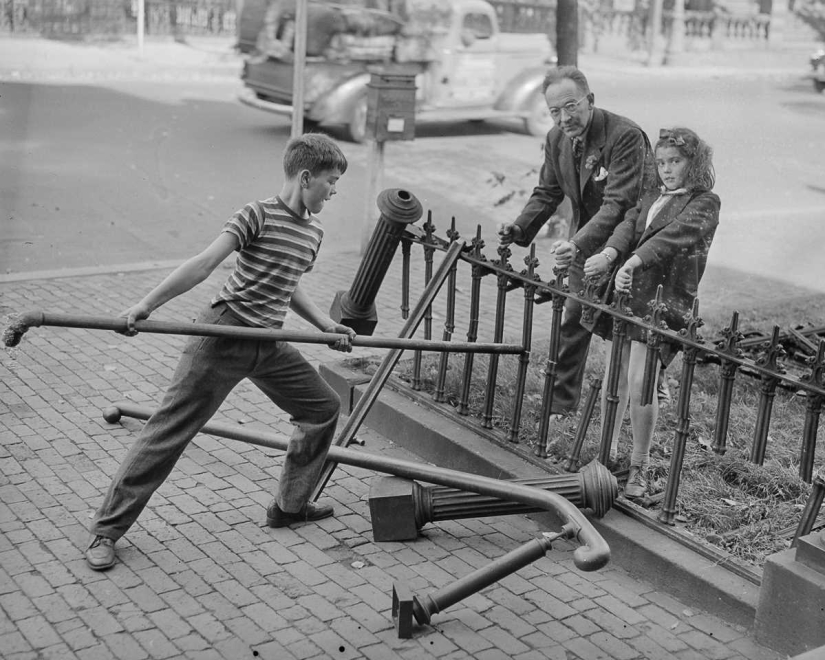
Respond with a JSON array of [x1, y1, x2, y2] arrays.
[[366, 71, 417, 142]]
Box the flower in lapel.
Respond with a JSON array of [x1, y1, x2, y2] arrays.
[[585, 154, 600, 172], [594, 166, 609, 182]]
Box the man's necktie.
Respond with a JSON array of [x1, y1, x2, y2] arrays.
[[572, 137, 583, 172]]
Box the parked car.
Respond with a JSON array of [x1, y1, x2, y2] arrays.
[[811, 47, 825, 93], [237, 0, 556, 142]]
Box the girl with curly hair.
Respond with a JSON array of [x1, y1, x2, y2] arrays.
[[582, 127, 720, 500]]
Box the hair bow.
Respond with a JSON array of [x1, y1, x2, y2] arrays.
[[659, 129, 686, 146]]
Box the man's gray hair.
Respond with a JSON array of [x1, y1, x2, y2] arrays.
[[542, 66, 592, 97]]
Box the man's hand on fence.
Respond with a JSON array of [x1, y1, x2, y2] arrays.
[[551, 240, 578, 268], [497, 222, 523, 247]]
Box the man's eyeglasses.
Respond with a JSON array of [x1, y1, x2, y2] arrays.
[[659, 129, 686, 146], [548, 96, 588, 119]]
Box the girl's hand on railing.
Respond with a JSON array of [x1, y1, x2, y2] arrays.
[[615, 255, 642, 293]]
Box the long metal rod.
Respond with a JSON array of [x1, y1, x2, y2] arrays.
[[412, 535, 560, 625], [105, 401, 610, 572], [312, 241, 466, 501], [4, 311, 519, 354]]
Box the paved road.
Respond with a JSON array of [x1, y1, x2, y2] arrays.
[[3, 55, 825, 295]]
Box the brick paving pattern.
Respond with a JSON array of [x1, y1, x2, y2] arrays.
[[0, 248, 784, 660]]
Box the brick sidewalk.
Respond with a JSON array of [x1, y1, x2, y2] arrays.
[[0, 252, 783, 659]]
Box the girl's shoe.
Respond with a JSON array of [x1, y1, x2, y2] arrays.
[[625, 465, 648, 499]]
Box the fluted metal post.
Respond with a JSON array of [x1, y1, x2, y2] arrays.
[[331, 188, 423, 335]]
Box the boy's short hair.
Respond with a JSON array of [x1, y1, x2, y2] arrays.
[[542, 65, 592, 97], [283, 133, 348, 178]]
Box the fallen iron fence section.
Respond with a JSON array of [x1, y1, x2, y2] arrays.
[[391, 222, 825, 530]]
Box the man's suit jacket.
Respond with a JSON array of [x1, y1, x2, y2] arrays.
[[512, 107, 655, 256], [604, 189, 721, 335]]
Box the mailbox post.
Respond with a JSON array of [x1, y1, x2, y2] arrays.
[[360, 68, 417, 254]]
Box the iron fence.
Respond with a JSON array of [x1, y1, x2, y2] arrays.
[[385, 221, 825, 534]]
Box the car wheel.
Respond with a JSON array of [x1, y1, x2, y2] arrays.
[[342, 93, 368, 143], [524, 90, 553, 138]]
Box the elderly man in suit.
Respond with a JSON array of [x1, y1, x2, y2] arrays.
[[499, 65, 655, 430]]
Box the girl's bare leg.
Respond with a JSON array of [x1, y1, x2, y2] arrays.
[[624, 341, 659, 499], [600, 339, 631, 462]]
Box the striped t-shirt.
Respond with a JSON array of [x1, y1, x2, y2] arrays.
[[211, 197, 324, 328]]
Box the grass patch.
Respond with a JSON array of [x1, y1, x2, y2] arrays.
[[349, 313, 824, 569]]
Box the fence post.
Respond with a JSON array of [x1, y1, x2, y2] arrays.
[[458, 227, 487, 415], [712, 311, 743, 455], [412, 212, 436, 391], [508, 248, 539, 443], [750, 325, 786, 465], [641, 286, 667, 406], [598, 292, 631, 465], [800, 341, 825, 482], [659, 299, 703, 525], [482, 243, 513, 428], [433, 219, 460, 404], [534, 266, 567, 457]]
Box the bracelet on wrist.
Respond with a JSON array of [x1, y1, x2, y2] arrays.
[[601, 250, 615, 263]]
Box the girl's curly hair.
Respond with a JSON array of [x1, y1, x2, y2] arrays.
[[656, 127, 715, 191]]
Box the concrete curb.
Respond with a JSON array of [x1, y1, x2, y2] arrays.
[[320, 359, 761, 630]]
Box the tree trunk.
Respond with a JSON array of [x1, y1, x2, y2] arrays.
[[556, 0, 579, 66]]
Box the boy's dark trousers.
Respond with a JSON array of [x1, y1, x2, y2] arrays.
[[90, 302, 340, 542]]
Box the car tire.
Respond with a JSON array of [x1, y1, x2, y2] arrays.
[[524, 90, 553, 138], [342, 93, 368, 143]]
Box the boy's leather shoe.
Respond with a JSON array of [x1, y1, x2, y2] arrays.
[[86, 535, 116, 570], [266, 501, 334, 528]]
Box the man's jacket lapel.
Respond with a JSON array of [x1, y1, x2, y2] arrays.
[[580, 109, 607, 197], [638, 194, 693, 243]]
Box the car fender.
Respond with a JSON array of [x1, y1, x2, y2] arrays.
[[493, 65, 549, 113], [308, 72, 372, 124]]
